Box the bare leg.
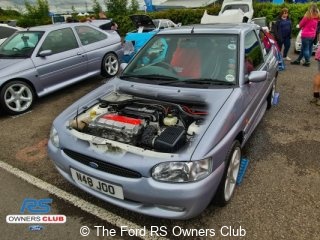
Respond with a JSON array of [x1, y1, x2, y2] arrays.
[[313, 73, 320, 93], [311, 73, 320, 105]]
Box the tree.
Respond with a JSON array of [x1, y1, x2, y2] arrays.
[[0, 7, 21, 22], [71, 5, 77, 19], [25, 0, 50, 19], [104, 0, 128, 17], [129, 0, 139, 14], [92, 0, 102, 16], [71, 5, 76, 13], [17, 0, 51, 27]]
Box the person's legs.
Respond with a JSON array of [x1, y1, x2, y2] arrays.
[[291, 38, 305, 64], [308, 38, 314, 60], [302, 37, 314, 65], [314, 74, 320, 92], [302, 37, 312, 63], [283, 37, 291, 58], [311, 61, 320, 105], [276, 40, 283, 52]]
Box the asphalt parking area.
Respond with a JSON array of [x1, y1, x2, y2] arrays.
[[0, 53, 319, 239]]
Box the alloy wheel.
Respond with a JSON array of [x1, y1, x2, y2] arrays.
[[104, 53, 119, 77], [4, 83, 33, 113], [224, 146, 241, 201]]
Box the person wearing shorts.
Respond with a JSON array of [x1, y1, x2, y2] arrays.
[[311, 42, 320, 105]]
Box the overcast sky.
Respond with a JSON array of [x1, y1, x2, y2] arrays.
[[0, 0, 111, 13]]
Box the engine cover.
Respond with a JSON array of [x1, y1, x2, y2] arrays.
[[87, 114, 144, 144]]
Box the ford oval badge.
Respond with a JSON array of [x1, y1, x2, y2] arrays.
[[29, 225, 44, 231], [89, 162, 99, 169]]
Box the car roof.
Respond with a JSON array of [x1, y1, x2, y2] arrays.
[[154, 19, 172, 22], [22, 22, 100, 32], [222, 0, 252, 4], [0, 23, 23, 30], [0, 24, 24, 39], [157, 23, 257, 35]]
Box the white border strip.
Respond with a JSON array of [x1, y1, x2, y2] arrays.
[[0, 160, 168, 240]]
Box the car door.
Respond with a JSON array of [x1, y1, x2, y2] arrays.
[[74, 25, 109, 74], [240, 29, 270, 138], [32, 27, 88, 94]]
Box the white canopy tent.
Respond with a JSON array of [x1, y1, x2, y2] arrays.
[[155, 0, 218, 8]]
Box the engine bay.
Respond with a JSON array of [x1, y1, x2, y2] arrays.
[[69, 92, 208, 153]]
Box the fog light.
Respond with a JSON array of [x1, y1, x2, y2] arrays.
[[156, 204, 185, 212]]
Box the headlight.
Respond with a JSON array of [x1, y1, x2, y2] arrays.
[[49, 126, 60, 148], [151, 158, 213, 183]]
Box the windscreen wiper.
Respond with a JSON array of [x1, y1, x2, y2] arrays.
[[120, 74, 178, 80], [12, 54, 28, 58], [157, 78, 235, 86]]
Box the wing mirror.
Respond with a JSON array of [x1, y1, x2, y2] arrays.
[[248, 70, 267, 82], [38, 49, 52, 57], [119, 63, 128, 74]]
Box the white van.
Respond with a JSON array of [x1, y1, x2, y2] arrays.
[[219, 0, 254, 22]]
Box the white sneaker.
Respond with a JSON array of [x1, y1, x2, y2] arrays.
[[285, 56, 291, 61]]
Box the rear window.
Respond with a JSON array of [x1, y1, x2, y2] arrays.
[[75, 26, 107, 45], [0, 26, 17, 39], [97, 22, 112, 30], [223, 4, 249, 13]]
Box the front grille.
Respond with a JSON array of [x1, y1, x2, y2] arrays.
[[63, 149, 142, 178]]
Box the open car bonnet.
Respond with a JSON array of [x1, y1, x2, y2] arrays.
[[57, 80, 234, 161], [130, 15, 156, 29]]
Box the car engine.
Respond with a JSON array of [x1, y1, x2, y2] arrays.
[[69, 92, 207, 153]]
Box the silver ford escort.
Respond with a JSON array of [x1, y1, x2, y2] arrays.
[[0, 22, 123, 115], [48, 23, 279, 219]]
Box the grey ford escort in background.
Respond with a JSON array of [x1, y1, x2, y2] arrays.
[[0, 22, 123, 115], [48, 23, 279, 219]]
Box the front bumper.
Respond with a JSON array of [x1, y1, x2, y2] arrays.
[[48, 141, 225, 220]]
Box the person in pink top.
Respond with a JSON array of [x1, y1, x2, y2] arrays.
[[291, 3, 320, 67]]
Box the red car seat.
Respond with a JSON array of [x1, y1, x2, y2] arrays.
[[170, 40, 201, 78]]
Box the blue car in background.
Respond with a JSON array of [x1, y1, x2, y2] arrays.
[[123, 14, 180, 62]]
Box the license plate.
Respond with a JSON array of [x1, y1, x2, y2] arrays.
[[70, 168, 124, 200]]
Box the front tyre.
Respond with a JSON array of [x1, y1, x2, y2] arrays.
[[214, 140, 241, 206], [0, 81, 34, 115], [102, 53, 119, 77]]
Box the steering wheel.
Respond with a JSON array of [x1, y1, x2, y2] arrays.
[[21, 47, 33, 50], [153, 62, 177, 74]]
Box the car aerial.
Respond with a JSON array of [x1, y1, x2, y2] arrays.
[[0, 23, 23, 45], [48, 23, 279, 220], [0, 22, 123, 115], [294, 29, 318, 53], [123, 14, 180, 62]]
